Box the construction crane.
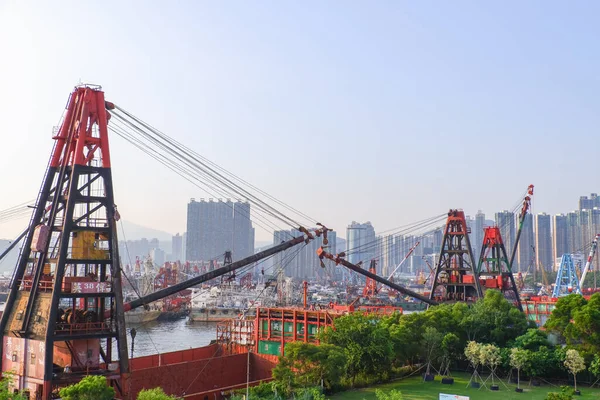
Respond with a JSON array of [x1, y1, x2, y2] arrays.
[[0, 85, 330, 400], [475, 185, 533, 311], [577, 234, 600, 294], [509, 185, 535, 271]]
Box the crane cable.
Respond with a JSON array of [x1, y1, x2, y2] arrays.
[[110, 107, 312, 230], [109, 118, 295, 235], [109, 122, 291, 239], [114, 105, 317, 227]]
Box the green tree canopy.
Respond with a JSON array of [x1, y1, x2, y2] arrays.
[[59, 376, 115, 400], [544, 294, 588, 343], [589, 354, 600, 379], [572, 293, 600, 355], [320, 313, 393, 385], [421, 326, 443, 370], [463, 290, 529, 346], [137, 388, 179, 400], [514, 328, 551, 351], [0, 372, 27, 400], [272, 342, 346, 391]]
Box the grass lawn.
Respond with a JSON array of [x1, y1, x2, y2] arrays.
[[331, 372, 600, 400]]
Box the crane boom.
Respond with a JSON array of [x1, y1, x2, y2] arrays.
[[121, 231, 317, 313], [509, 184, 534, 269], [317, 247, 438, 305], [578, 233, 600, 293]]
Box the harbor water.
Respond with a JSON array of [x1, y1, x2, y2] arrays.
[[125, 319, 218, 357]]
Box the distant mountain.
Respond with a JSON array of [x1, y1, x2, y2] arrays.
[[121, 220, 173, 241]]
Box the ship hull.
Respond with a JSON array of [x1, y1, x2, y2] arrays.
[[189, 307, 243, 322], [125, 309, 162, 324]]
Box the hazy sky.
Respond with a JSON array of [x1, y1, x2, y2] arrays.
[[0, 1, 598, 242]]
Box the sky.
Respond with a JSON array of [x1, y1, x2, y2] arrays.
[[0, 1, 599, 243]]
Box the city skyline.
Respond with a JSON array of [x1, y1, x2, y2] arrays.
[[11, 190, 592, 279]]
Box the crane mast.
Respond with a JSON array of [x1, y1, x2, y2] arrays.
[[577, 233, 600, 294]]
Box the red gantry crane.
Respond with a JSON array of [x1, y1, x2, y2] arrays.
[[0, 86, 330, 400]]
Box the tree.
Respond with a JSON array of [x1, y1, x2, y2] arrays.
[[464, 341, 484, 387], [461, 290, 529, 346], [137, 388, 179, 400], [589, 354, 600, 387], [514, 328, 551, 351], [59, 376, 115, 400], [479, 344, 501, 388], [421, 326, 443, 378], [320, 313, 393, 385], [0, 371, 27, 400], [440, 333, 460, 377], [564, 349, 585, 392], [509, 348, 529, 390], [388, 312, 427, 365], [375, 389, 403, 400], [545, 294, 587, 343], [272, 342, 346, 391], [571, 293, 600, 355], [522, 346, 562, 382]]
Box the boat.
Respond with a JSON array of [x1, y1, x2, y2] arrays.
[[189, 306, 246, 322], [123, 293, 162, 324], [189, 282, 276, 322], [124, 307, 162, 324]]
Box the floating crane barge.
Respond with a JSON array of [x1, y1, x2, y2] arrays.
[[0, 86, 431, 400]]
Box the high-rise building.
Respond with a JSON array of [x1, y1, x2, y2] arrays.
[[150, 247, 165, 266], [566, 211, 580, 254], [346, 221, 376, 265], [473, 211, 486, 262], [535, 213, 553, 271], [233, 201, 255, 260], [495, 211, 516, 259], [273, 229, 301, 278], [381, 235, 395, 277], [432, 228, 443, 255], [517, 214, 534, 273], [553, 214, 568, 268], [579, 193, 600, 211], [272, 227, 337, 280], [171, 233, 183, 261], [579, 209, 591, 256], [185, 198, 254, 262]]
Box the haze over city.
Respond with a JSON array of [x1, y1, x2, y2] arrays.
[[1, 1, 599, 243]]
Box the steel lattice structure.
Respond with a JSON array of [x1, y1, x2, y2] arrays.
[[429, 210, 483, 304], [0, 86, 130, 399]]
